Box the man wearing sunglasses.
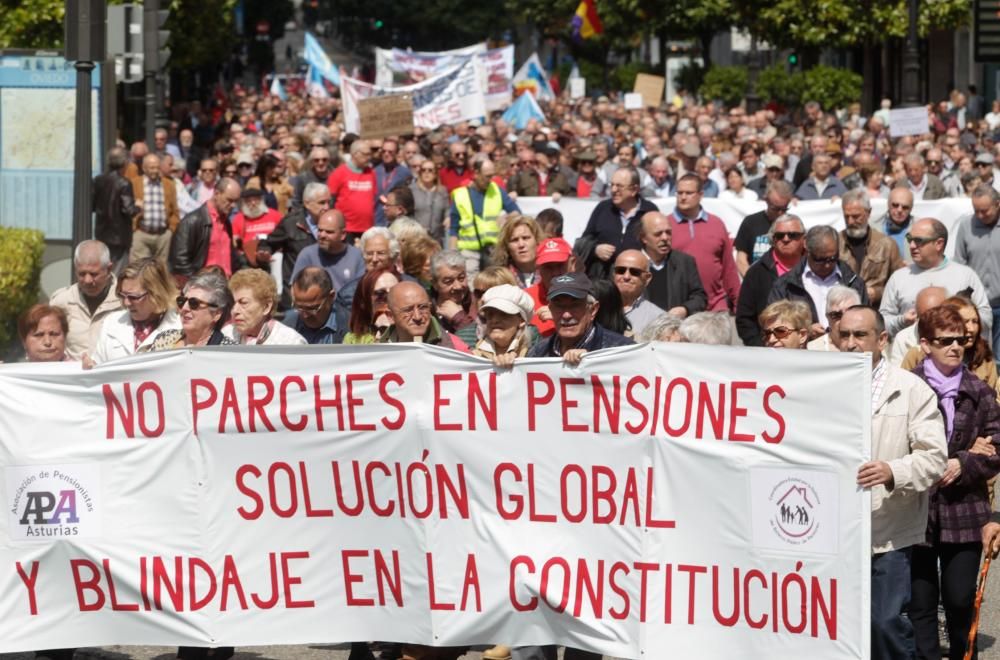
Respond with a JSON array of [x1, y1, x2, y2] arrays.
[[612, 250, 665, 337], [734, 180, 794, 276], [290, 146, 333, 212], [768, 225, 868, 339], [879, 187, 916, 262], [838, 189, 905, 309], [880, 217, 991, 339]]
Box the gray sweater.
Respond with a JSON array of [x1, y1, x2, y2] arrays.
[[879, 258, 992, 337], [953, 214, 1000, 307]]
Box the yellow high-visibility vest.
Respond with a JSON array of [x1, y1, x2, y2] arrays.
[[452, 183, 502, 251]]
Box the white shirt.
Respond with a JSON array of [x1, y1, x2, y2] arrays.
[[802, 263, 841, 328], [719, 187, 759, 201], [910, 174, 928, 200]]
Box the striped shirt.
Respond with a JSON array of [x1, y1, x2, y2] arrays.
[[141, 178, 167, 233], [871, 357, 887, 410]]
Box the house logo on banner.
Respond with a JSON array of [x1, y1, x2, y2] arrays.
[[6, 463, 101, 542], [749, 467, 838, 554]]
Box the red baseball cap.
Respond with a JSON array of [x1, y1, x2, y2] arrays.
[[535, 237, 572, 265]]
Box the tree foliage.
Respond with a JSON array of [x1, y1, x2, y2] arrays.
[[699, 65, 747, 106], [0, 0, 64, 49]]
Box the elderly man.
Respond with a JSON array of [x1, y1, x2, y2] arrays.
[[359, 226, 399, 272], [747, 153, 787, 199], [900, 153, 947, 200], [806, 285, 862, 351], [880, 187, 916, 263], [448, 156, 520, 276], [526, 272, 634, 362], [373, 138, 413, 227], [838, 189, 905, 309], [383, 186, 416, 226], [646, 156, 673, 197], [49, 240, 123, 360], [327, 139, 377, 242], [637, 211, 706, 318], [291, 146, 333, 211], [379, 281, 469, 351], [282, 267, 345, 344], [439, 140, 474, 194], [838, 305, 946, 660], [430, 250, 476, 344], [169, 178, 243, 279], [188, 158, 218, 206], [880, 218, 991, 338], [612, 250, 667, 337], [734, 180, 794, 276], [885, 286, 947, 366], [736, 214, 807, 346], [525, 237, 574, 338], [768, 225, 868, 337], [954, 184, 1000, 357], [130, 153, 180, 263], [93, 147, 139, 271], [291, 209, 365, 292], [579, 166, 659, 278], [668, 174, 741, 312], [794, 152, 847, 200], [258, 182, 329, 299]]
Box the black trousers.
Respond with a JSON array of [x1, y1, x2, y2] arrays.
[[910, 541, 982, 660]]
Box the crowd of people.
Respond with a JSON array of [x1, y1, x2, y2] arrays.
[[11, 81, 1000, 660]]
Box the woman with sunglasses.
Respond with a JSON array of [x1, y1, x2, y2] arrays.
[[909, 304, 1000, 660], [343, 267, 401, 344], [150, 270, 236, 349], [901, 295, 1000, 399], [491, 215, 543, 288], [90, 258, 180, 364], [758, 300, 811, 349], [410, 156, 449, 243]]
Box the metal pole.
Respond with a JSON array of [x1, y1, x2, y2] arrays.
[[101, 58, 117, 155], [901, 0, 921, 106], [745, 35, 761, 114], [143, 0, 159, 146], [145, 70, 156, 146], [72, 60, 96, 254]]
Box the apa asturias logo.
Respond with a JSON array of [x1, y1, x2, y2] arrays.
[[6, 464, 101, 543], [769, 478, 821, 545]]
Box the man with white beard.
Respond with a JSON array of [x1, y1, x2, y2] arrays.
[[232, 188, 283, 266], [837, 189, 904, 309]]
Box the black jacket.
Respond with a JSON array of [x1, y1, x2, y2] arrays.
[[169, 205, 243, 276], [527, 323, 635, 357], [645, 250, 707, 316], [736, 250, 787, 346], [92, 170, 138, 248], [259, 208, 318, 286], [579, 196, 660, 279], [766, 258, 869, 323]]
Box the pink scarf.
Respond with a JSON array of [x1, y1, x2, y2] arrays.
[[923, 359, 962, 441]]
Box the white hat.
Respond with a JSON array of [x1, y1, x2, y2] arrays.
[[479, 284, 535, 323]]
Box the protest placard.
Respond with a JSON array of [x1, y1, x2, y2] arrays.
[[633, 73, 665, 108], [358, 94, 415, 139], [889, 106, 931, 137]]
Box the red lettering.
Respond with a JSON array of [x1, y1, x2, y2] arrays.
[[236, 464, 263, 520], [16, 561, 39, 615], [379, 373, 406, 429], [299, 461, 332, 517], [281, 551, 314, 608], [526, 373, 554, 431], [762, 385, 786, 443], [346, 374, 376, 431], [592, 375, 621, 433], [219, 378, 245, 433], [560, 378, 587, 432], [509, 555, 537, 611], [468, 371, 497, 431], [247, 376, 277, 432], [494, 463, 523, 520], [624, 376, 650, 434], [342, 550, 374, 606], [70, 559, 104, 611], [279, 376, 307, 431], [314, 375, 345, 431], [433, 374, 463, 431], [426, 553, 454, 610], [728, 381, 756, 441]]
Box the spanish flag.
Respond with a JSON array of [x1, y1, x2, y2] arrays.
[[571, 0, 603, 40]]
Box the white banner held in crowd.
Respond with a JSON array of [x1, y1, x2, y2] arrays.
[[342, 56, 487, 133], [516, 196, 973, 257], [0, 344, 869, 658], [374, 44, 513, 112]]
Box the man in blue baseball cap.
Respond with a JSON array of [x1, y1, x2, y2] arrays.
[[527, 272, 634, 363]]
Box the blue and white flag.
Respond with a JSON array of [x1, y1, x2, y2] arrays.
[[512, 52, 554, 101], [306, 65, 329, 98], [269, 76, 288, 101], [304, 32, 341, 87], [501, 91, 545, 130]]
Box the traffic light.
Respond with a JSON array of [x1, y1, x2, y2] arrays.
[[787, 52, 799, 66], [143, 0, 171, 73], [373, 18, 385, 29]]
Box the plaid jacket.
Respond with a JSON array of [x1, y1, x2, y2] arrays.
[[914, 363, 1000, 543]]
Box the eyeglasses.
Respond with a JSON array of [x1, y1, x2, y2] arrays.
[[420, 167, 437, 173], [809, 254, 839, 264], [826, 310, 844, 322], [926, 160, 942, 165], [613, 266, 646, 277], [313, 157, 329, 163], [396, 302, 432, 317], [905, 234, 937, 246], [373, 288, 392, 301], [118, 291, 149, 303], [762, 326, 798, 340], [177, 296, 219, 311], [773, 231, 803, 241], [201, 168, 217, 173], [929, 335, 971, 347]]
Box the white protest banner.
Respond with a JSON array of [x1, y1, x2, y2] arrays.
[[889, 106, 931, 137], [0, 344, 869, 657], [374, 44, 512, 111], [624, 93, 643, 110], [516, 196, 972, 257], [570, 77, 586, 99], [342, 57, 486, 133]]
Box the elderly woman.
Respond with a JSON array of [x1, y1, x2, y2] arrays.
[[491, 215, 543, 288], [639, 313, 684, 342], [18, 305, 70, 362], [758, 300, 811, 349], [227, 269, 306, 345], [401, 235, 442, 293], [409, 156, 449, 243], [91, 258, 180, 363], [343, 267, 401, 344], [473, 284, 535, 367], [151, 270, 236, 349], [909, 305, 1000, 660]]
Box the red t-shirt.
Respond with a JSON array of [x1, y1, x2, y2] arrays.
[[576, 176, 593, 198], [327, 164, 376, 233], [232, 208, 282, 243], [204, 201, 233, 276], [439, 167, 474, 194], [525, 282, 555, 337]]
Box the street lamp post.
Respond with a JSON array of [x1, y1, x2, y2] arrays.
[[746, 35, 761, 114], [901, 0, 921, 105]]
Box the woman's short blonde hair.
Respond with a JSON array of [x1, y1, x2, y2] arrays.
[[758, 300, 811, 331], [229, 269, 278, 317], [473, 265, 518, 291], [117, 258, 178, 315]]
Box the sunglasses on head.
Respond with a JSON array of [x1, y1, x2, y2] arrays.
[[773, 231, 803, 241], [929, 335, 971, 347], [177, 295, 218, 311], [613, 266, 645, 277]]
